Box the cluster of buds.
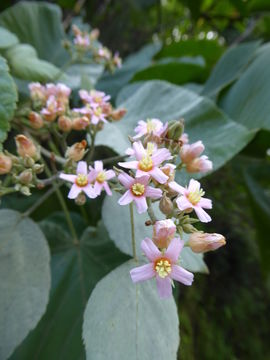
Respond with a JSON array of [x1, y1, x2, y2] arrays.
[[70, 25, 122, 73]]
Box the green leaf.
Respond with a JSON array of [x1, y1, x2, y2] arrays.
[[0, 56, 17, 146], [65, 63, 104, 90], [0, 1, 68, 66], [202, 41, 261, 96], [243, 163, 270, 273], [97, 42, 162, 98], [220, 46, 270, 130], [5, 44, 62, 82], [96, 80, 254, 175], [0, 209, 51, 360], [102, 192, 208, 273], [0, 26, 18, 49], [10, 215, 129, 360], [83, 260, 180, 360]]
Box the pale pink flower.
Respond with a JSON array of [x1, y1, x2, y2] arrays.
[[118, 173, 162, 214], [188, 232, 226, 253], [160, 163, 176, 183], [169, 179, 212, 223], [74, 34, 91, 48], [113, 52, 122, 68], [73, 105, 107, 125], [88, 160, 115, 196], [180, 140, 204, 164], [133, 118, 167, 140], [79, 90, 110, 106], [98, 47, 111, 60], [46, 83, 71, 99], [130, 237, 194, 298], [153, 219, 176, 249], [180, 132, 189, 144], [59, 161, 97, 199], [41, 95, 64, 121], [118, 141, 172, 184], [186, 155, 213, 173], [28, 82, 46, 102]]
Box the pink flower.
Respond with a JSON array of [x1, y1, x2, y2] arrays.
[[73, 104, 107, 125], [74, 34, 91, 48], [133, 118, 167, 140], [180, 141, 204, 164], [180, 132, 189, 145], [59, 161, 97, 199], [118, 141, 172, 184], [130, 237, 194, 298], [113, 52, 122, 68], [29, 82, 46, 102], [186, 155, 213, 173], [98, 47, 111, 60], [41, 95, 63, 122], [88, 160, 115, 196], [118, 173, 162, 214], [169, 179, 212, 223], [79, 90, 111, 106], [153, 219, 176, 249]]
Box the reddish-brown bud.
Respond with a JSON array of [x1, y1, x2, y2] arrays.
[[72, 116, 90, 130], [188, 232, 226, 253], [58, 115, 72, 132], [65, 140, 87, 161], [0, 153, 12, 174], [111, 108, 127, 121], [159, 194, 173, 215], [29, 111, 44, 129], [15, 135, 39, 159]]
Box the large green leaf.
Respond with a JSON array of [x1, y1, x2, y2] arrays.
[[65, 63, 104, 90], [0, 26, 18, 49], [0, 56, 17, 146], [102, 192, 208, 273], [0, 209, 51, 360], [220, 46, 270, 130], [83, 260, 180, 360], [97, 42, 162, 98], [202, 41, 261, 96], [96, 80, 254, 175], [5, 44, 61, 82], [0, 1, 68, 66], [10, 214, 129, 360]]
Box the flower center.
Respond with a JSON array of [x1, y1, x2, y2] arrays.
[[75, 173, 88, 187], [154, 258, 172, 278], [187, 188, 205, 205], [146, 142, 155, 156], [139, 156, 153, 172], [131, 183, 145, 196], [146, 119, 157, 133], [96, 171, 106, 183], [94, 107, 102, 117]]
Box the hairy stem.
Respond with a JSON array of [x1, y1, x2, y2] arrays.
[[129, 202, 137, 261]]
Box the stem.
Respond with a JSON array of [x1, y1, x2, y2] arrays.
[[40, 146, 66, 165], [146, 198, 157, 224], [86, 129, 97, 162], [129, 202, 137, 261], [22, 185, 58, 217], [101, 154, 128, 166]]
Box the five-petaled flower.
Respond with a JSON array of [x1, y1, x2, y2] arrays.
[[130, 237, 194, 298], [169, 179, 212, 223], [133, 118, 167, 140], [88, 160, 115, 196], [118, 173, 162, 214]]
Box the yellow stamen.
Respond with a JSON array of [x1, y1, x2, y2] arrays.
[[131, 183, 145, 196], [154, 258, 172, 278], [96, 171, 106, 183], [75, 173, 88, 187], [94, 107, 102, 116], [146, 142, 155, 156], [187, 188, 205, 205], [146, 119, 157, 133], [139, 156, 153, 171]]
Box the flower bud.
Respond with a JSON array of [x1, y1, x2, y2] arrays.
[[180, 141, 205, 164], [15, 135, 39, 159], [75, 192, 86, 206], [28, 111, 44, 129], [0, 153, 12, 174], [111, 108, 127, 121], [167, 119, 184, 141], [33, 163, 44, 174], [65, 140, 87, 161], [179, 132, 189, 145], [188, 232, 226, 253], [20, 185, 31, 196], [153, 219, 176, 248], [58, 115, 72, 132], [89, 28, 100, 40], [19, 169, 33, 185], [161, 163, 175, 183], [159, 194, 173, 215], [186, 156, 213, 173], [72, 116, 90, 130]]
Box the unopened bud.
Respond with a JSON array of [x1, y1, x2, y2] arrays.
[[0, 153, 12, 174], [72, 24, 81, 36], [182, 223, 197, 233], [20, 185, 31, 196], [33, 163, 44, 174], [15, 135, 39, 159], [101, 103, 113, 116], [153, 219, 176, 248], [58, 115, 72, 132], [89, 28, 100, 40], [75, 192, 86, 206], [65, 140, 87, 161], [159, 194, 173, 215], [167, 119, 184, 141], [161, 163, 175, 183], [72, 116, 90, 130], [23, 156, 35, 168], [186, 156, 213, 174], [28, 111, 44, 129], [188, 232, 226, 253], [19, 169, 33, 184], [180, 141, 205, 164], [111, 108, 127, 121]]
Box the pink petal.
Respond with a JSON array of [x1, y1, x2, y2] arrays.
[[68, 184, 81, 199], [136, 169, 148, 177], [88, 169, 97, 183], [165, 237, 184, 262], [198, 197, 212, 209], [94, 181, 103, 195], [130, 263, 155, 283], [94, 160, 103, 172], [136, 175, 150, 186], [176, 196, 193, 211], [151, 148, 172, 165], [145, 186, 162, 199], [118, 173, 134, 189], [194, 206, 211, 223], [91, 115, 99, 124], [118, 190, 134, 205], [171, 265, 194, 286], [156, 276, 172, 298], [149, 167, 168, 184], [133, 141, 146, 160], [83, 184, 97, 198], [118, 161, 138, 170], [169, 181, 186, 194], [105, 169, 115, 180], [103, 181, 112, 196], [77, 161, 87, 175], [59, 173, 76, 183], [141, 237, 161, 261], [188, 179, 200, 192], [134, 196, 147, 214]]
